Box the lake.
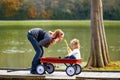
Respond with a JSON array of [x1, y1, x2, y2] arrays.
[[0, 21, 120, 69]]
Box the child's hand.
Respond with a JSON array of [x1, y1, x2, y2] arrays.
[[67, 47, 71, 54]]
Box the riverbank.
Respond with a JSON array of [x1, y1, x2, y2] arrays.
[[0, 20, 120, 27], [0, 20, 90, 27]]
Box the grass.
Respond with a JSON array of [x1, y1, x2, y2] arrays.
[[0, 20, 90, 27], [104, 61, 120, 70], [104, 20, 120, 27], [0, 20, 120, 27], [83, 61, 120, 71]]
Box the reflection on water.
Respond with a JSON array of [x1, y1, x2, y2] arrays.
[[0, 25, 120, 69], [2, 48, 32, 54], [1, 40, 32, 54]]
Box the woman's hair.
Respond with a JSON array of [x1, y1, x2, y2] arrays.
[[70, 38, 80, 49], [52, 29, 64, 39], [48, 29, 64, 46]]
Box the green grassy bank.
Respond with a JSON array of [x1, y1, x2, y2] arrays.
[[0, 20, 120, 27]]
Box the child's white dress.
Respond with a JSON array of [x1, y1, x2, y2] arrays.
[[68, 49, 81, 59]]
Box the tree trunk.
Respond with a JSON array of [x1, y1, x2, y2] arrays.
[[86, 0, 110, 68]]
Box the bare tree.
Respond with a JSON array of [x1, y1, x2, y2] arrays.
[[86, 0, 110, 68]]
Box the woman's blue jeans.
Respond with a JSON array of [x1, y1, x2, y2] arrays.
[[27, 33, 44, 72]]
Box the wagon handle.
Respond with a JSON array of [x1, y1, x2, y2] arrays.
[[64, 39, 71, 54]]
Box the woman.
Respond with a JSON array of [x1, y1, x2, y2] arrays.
[[27, 28, 64, 74]]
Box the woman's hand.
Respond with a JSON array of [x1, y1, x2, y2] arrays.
[[43, 42, 51, 48]]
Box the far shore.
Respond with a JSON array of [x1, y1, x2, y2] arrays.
[[0, 20, 120, 27]]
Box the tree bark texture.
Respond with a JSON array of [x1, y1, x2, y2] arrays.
[[86, 0, 110, 68]]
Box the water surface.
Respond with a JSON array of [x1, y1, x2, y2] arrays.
[[0, 24, 119, 68]]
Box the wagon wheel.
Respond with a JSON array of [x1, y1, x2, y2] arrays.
[[74, 64, 82, 75], [45, 63, 54, 74], [66, 65, 75, 76], [36, 64, 45, 75]]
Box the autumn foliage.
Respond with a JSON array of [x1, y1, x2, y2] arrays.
[[28, 6, 37, 19], [0, 0, 120, 20], [40, 10, 52, 19], [1, 0, 23, 17]]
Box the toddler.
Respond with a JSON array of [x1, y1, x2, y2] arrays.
[[65, 38, 81, 59]]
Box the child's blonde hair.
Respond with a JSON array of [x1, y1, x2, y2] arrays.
[[70, 38, 80, 49]]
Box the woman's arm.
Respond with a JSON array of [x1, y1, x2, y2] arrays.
[[38, 33, 52, 47]]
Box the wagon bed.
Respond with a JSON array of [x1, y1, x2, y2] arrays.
[[40, 57, 82, 64]]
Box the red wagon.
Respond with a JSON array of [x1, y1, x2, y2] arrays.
[[36, 57, 82, 76]]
